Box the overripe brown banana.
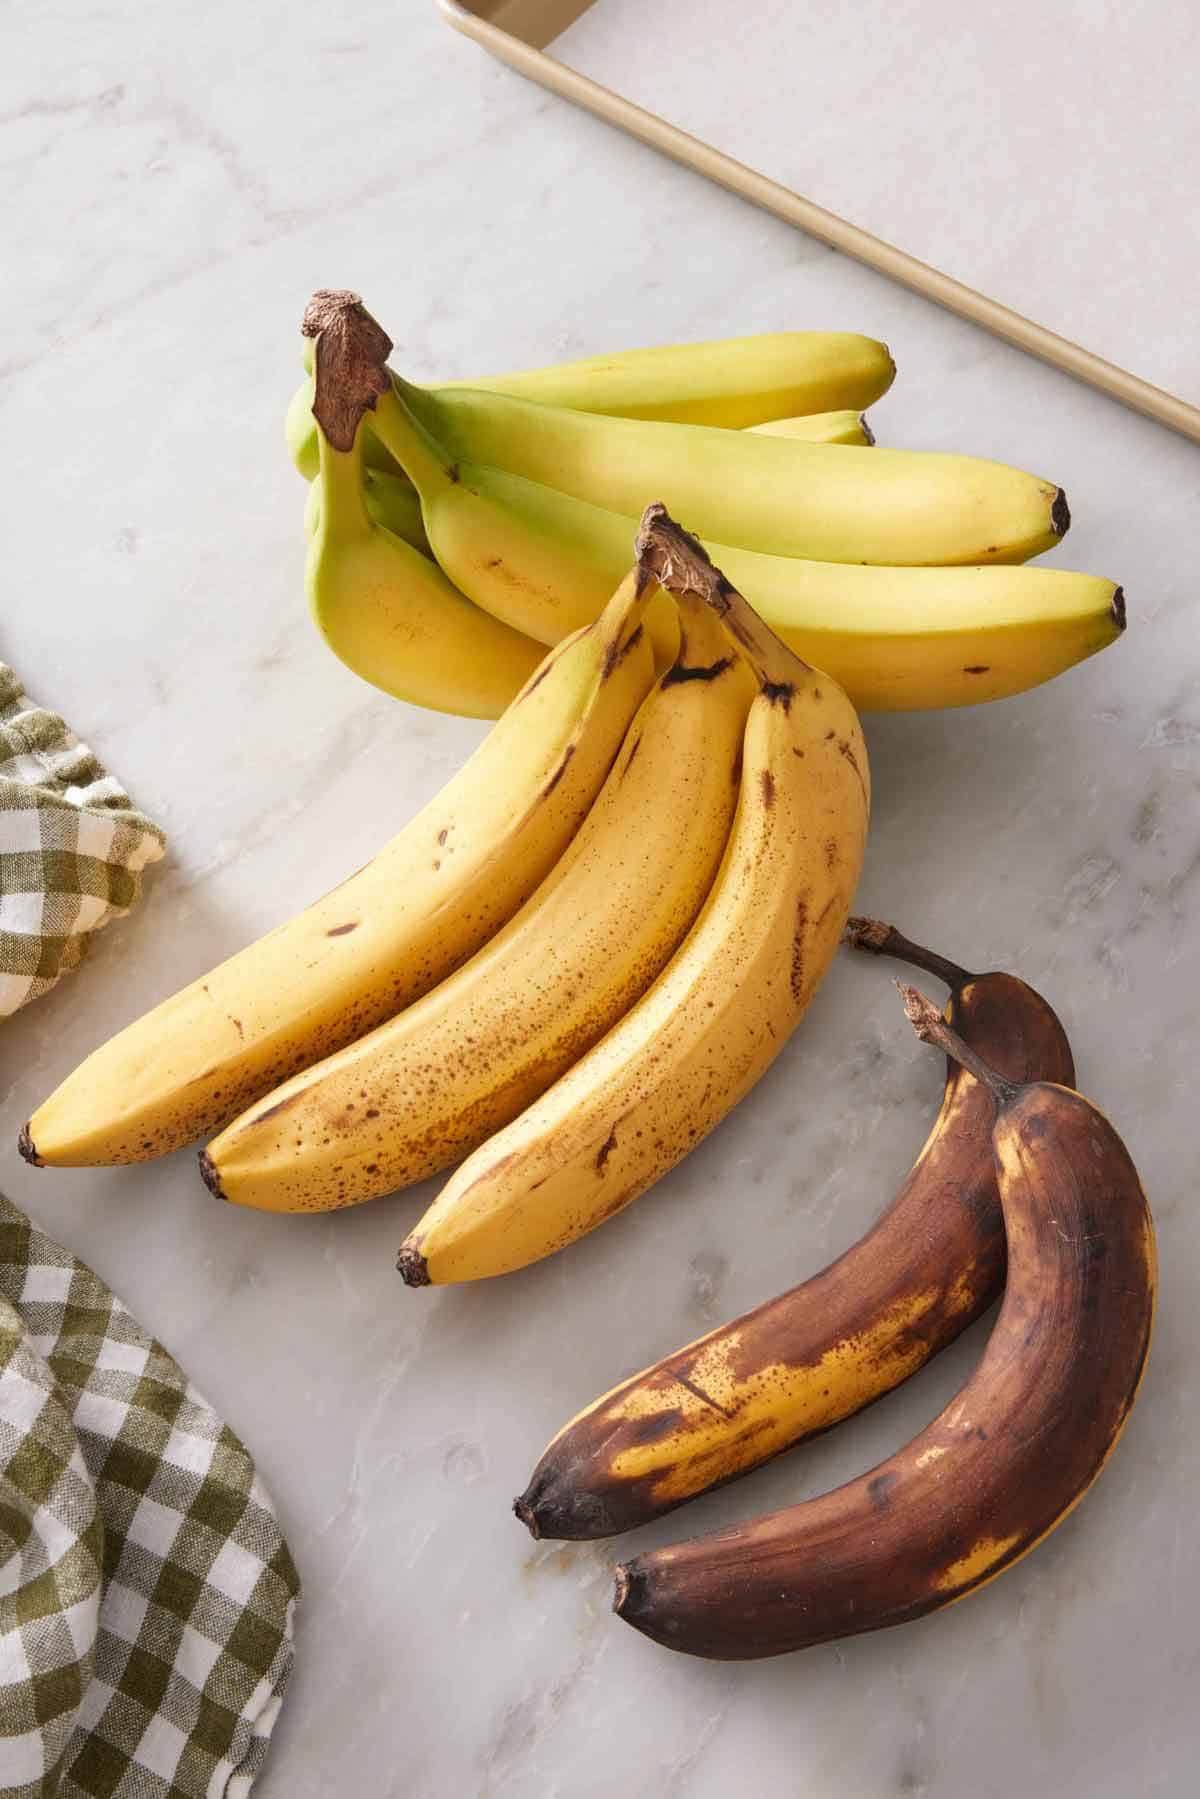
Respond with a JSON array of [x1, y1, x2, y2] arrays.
[[613, 985, 1155, 1661], [515, 919, 1075, 1539]]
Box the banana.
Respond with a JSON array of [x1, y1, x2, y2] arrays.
[[748, 411, 874, 447], [362, 370, 1121, 713], [20, 571, 654, 1168], [613, 984, 1155, 1662], [305, 466, 431, 557], [395, 506, 869, 1286], [287, 321, 897, 477], [306, 386, 543, 717], [387, 371, 1067, 566], [514, 919, 1074, 1540], [301, 415, 871, 557], [201, 589, 755, 1214]]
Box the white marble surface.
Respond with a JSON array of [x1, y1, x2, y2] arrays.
[[2, 4, 1198, 1794]]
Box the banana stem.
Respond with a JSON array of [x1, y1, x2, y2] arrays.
[[634, 502, 812, 693], [303, 289, 392, 450], [300, 288, 453, 499], [372, 381, 459, 496], [898, 982, 1021, 1108], [844, 917, 971, 991], [316, 422, 371, 539]]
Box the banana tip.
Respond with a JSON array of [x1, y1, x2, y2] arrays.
[[1111, 586, 1126, 633], [17, 1123, 43, 1168], [1051, 488, 1071, 536], [397, 1241, 430, 1288], [197, 1150, 226, 1201], [612, 1563, 634, 1617], [512, 1494, 541, 1540]]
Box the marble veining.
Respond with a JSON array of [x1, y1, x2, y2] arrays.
[[2, 3, 1198, 1795]]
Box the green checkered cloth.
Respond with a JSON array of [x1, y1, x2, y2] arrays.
[[0, 664, 165, 1017], [0, 1192, 299, 1796]]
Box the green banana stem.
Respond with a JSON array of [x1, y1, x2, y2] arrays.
[[316, 424, 372, 541], [634, 502, 814, 692], [372, 381, 459, 497]]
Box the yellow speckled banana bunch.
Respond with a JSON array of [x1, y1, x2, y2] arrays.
[[394, 506, 869, 1285], [611, 985, 1155, 1661], [294, 291, 1125, 719]]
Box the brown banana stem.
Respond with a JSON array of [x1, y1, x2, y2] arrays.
[[633, 502, 813, 692], [302, 289, 393, 451], [898, 982, 1021, 1106], [844, 915, 971, 991]]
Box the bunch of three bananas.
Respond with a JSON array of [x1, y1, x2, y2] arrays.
[[21, 486, 869, 1292]]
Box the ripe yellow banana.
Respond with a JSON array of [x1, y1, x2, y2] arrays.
[[287, 322, 897, 476], [298, 400, 874, 712], [395, 505, 869, 1286], [388, 372, 1066, 567], [307, 394, 542, 717], [614, 985, 1155, 1661], [300, 409, 869, 568], [364, 383, 1120, 709], [202, 589, 755, 1213], [748, 410, 874, 446], [20, 573, 654, 1168]]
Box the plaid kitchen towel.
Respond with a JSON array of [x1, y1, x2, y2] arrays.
[[0, 665, 165, 1018], [0, 1192, 299, 1796]]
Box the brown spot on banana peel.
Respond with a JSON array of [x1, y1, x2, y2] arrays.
[[601, 622, 646, 679], [659, 656, 734, 688], [615, 1079, 1153, 1660], [759, 768, 776, 810], [595, 1126, 619, 1172], [326, 922, 359, 937], [242, 1087, 308, 1129], [618, 734, 643, 782], [760, 681, 795, 711], [516, 971, 1074, 1542], [837, 739, 868, 803], [540, 743, 576, 798], [790, 899, 808, 1003]]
